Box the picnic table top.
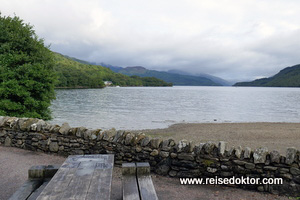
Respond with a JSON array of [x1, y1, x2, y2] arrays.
[[36, 154, 114, 200]]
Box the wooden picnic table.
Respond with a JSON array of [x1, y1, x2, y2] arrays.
[[36, 154, 114, 200]]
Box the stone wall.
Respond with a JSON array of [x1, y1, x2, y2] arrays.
[[0, 116, 299, 196]]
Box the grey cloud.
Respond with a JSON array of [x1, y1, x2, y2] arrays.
[[3, 0, 300, 82]]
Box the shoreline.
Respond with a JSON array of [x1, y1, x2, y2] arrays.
[[132, 122, 300, 154]]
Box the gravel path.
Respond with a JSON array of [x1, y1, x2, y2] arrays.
[[0, 146, 66, 200], [0, 146, 289, 200]]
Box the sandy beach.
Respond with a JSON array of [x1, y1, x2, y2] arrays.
[[134, 122, 300, 155]]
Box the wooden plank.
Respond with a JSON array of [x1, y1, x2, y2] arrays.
[[137, 176, 158, 200], [60, 161, 97, 200], [27, 180, 50, 200], [9, 180, 43, 200], [122, 163, 136, 176], [122, 163, 140, 200], [136, 163, 150, 175], [36, 162, 79, 200], [86, 155, 114, 200], [136, 163, 158, 200], [123, 175, 140, 200]]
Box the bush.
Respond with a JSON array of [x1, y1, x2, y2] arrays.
[[0, 14, 56, 120]]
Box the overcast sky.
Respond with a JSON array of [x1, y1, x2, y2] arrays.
[[2, 0, 300, 82]]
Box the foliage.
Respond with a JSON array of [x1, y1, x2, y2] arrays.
[[110, 66, 221, 86], [54, 53, 173, 87], [0, 14, 56, 119], [234, 64, 300, 87]]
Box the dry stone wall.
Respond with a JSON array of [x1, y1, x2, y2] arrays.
[[0, 116, 300, 197]]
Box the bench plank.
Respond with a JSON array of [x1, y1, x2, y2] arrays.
[[27, 180, 50, 200], [137, 163, 158, 200], [122, 163, 140, 200], [137, 176, 158, 200], [123, 175, 140, 200], [9, 180, 43, 200]]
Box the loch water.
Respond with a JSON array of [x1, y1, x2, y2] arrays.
[[49, 86, 300, 130]]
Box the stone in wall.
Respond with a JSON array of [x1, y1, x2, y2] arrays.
[[175, 139, 188, 153], [194, 143, 204, 155], [103, 129, 116, 142], [0, 130, 6, 137], [141, 136, 151, 147], [286, 147, 297, 165], [0, 116, 7, 127], [155, 159, 170, 175], [4, 136, 11, 147], [133, 133, 145, 145], [270, 150, 280, 163], [177, 153, 195, 161], [59, 123, 71, 135], [218, 141, 227, 156], [203, 142, 216, 154], [243, 147, 252, 159], [5, 117, 18, 128], [235, 146, 243, 159], [150, 138, 162, 149], [76, 127, 86, 138], [49, 142, 59, 152], [112, 131, 125, 143], [253, 147, 268, 164], [124, 133, 134, 145]]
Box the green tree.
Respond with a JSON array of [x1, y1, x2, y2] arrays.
[[0, 14, 56, 119]]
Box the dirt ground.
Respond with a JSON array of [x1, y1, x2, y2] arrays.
[[134, 122, 300, 155], [0, 146, 289, 200]]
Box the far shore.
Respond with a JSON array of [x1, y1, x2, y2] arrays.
[[55, 86, 105, 89], [132, 122, 300, 155]]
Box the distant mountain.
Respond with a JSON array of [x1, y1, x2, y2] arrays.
[[100, 63, 123, 72], [53, 53, 172, 88], [104, 65, 222, 86], [234, 64, 300, 87], [167, 69, 232, 86]]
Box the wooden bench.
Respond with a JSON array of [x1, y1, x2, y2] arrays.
[[122, 162, 158, 200], [9, 165, 60, 200], [36, 154, 114, 200]]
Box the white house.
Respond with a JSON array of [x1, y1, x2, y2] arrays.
[[103, 81, 113, 86]]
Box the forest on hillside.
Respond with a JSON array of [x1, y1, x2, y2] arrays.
[[234, 64, 300, 87], [53, 53, 173, 88]]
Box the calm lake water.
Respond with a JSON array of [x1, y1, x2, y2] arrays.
[[49, 86, 300, 130]]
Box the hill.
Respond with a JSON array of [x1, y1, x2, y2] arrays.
[[53, 53, 172, 88], [167, 69, 232, 86], [234, 64, 300, 87], [103, 65, 222, 86]]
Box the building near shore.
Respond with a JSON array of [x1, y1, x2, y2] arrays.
[[104, 81, 112, 86]]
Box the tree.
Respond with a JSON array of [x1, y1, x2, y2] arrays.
[[0, 14, 56, 120]]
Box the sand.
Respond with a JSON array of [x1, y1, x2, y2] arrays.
[[133, 122, 300, 154]]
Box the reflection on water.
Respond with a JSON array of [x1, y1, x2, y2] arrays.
[[49, 86, 300, 130]]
